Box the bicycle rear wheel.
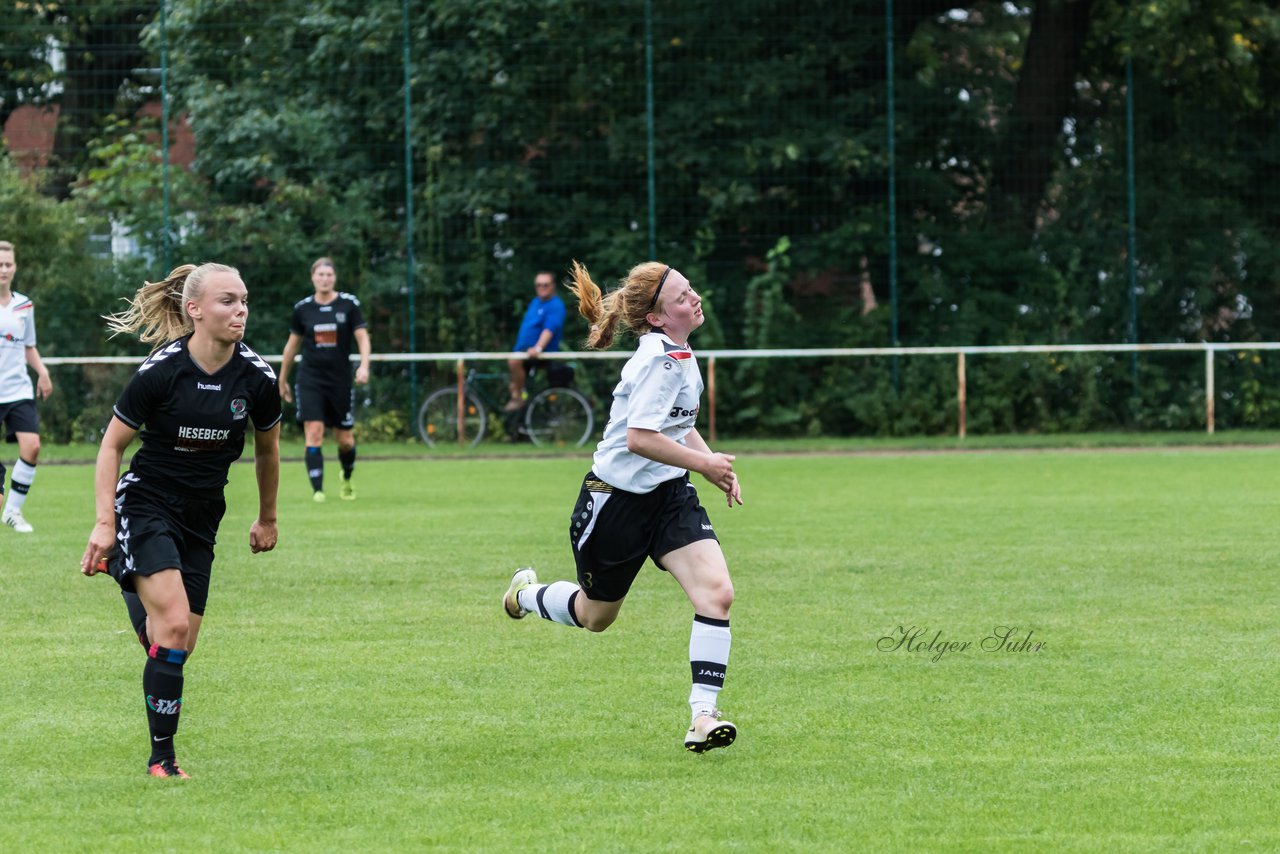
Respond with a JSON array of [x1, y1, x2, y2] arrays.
[[524, 387, 594, 448], [418, 387, 486, 447]]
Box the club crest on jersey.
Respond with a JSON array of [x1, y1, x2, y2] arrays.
[[335, 312, 346, 323], [230, 398, 247, 420]]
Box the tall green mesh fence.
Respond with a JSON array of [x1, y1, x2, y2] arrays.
[[2, 1, 1278, 439]]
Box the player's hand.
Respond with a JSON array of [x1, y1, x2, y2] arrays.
[[250, 518, 278, 553], [700, 452, 737, 495], [36, 374, 53, 400], [279, 381, 293, 404], [725, 473, 744, 508], [355, 365, 370, 385], [81, 522, 115, 576]]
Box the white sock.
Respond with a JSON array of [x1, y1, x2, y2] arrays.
[[689, 614, 731, 720], [516, 584, 540, 614], [4, 458, 35, 514], [518, 581, 583, 627]]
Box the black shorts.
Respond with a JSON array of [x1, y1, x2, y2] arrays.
[[294, 379, 355, 429], [568, 470, 718, 602], [106, 475, 226, 615], [0, 398, 39, 442]]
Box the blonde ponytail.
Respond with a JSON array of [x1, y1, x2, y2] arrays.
[[105, 262, 238, 346], [567, 259, 669, 350]]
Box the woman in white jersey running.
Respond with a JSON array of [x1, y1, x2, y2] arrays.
[[502, 259, 743, 753], [0, 240, 54, 534]]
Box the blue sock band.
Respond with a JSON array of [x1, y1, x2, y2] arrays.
[[305, 446, 324, 491], [148, 644, 188, 665]]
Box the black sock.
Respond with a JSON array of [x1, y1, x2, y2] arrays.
[[122, 590, 149, 649], [305, 446, 324, 492], [338, 446, 356, 480], [144, 646, 187, 764]]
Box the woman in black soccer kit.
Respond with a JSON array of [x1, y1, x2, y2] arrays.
[[502, 260, 744, 753], [277, 257, 370, 502], [81, 262, 281, 779]]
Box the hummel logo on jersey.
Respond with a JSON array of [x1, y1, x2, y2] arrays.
[[138, 340, 184, 372], [238, 342, 277, 380], [197, 381, 222, 391]]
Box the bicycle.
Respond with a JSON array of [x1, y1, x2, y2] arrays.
[[417, 361, 595, 448]]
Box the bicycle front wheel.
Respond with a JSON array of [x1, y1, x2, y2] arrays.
[[418, 387, 486, 447], [524, 387, 594, 448]]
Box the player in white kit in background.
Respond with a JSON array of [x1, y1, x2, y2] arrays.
[[0, 240, 54, 534]]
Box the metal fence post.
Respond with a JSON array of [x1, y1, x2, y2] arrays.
[[885, 0, 899, 392], [456, 358, 466, 445], [707, 355, 717, 443], [1126, 55, 1139, 387], [159, 0, 171, 271], [1205, 348, 1215, 434], [644, 0, 657, 260], [403, 0, 418, 423]]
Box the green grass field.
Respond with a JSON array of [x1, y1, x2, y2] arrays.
[[2, 446, 1278, 851]]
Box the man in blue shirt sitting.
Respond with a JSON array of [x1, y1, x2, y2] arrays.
[[506, 271, 566, 411]]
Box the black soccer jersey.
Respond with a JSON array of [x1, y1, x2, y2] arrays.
[[112, 336, 283, 498], [290, 293, 366, 383]]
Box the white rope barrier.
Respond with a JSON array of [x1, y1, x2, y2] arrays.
[[45, 341, 1270, 438]]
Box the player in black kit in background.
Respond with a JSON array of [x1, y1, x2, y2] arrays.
[[81, 262, 281, 779], [277, 257, 370, 502]]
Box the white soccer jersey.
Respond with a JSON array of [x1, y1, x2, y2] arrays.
[[592, 331, 705, 494], [0, 290, 36, 403]]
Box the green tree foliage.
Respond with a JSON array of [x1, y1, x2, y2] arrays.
[[140, 0, 407, 348], [0, 157, 101, 353], [0, 156, 114, 440], [1081, 0, 1280, 344], [0, 3, 156, 197], [2, 0, 1279, 436], [0, 5, 61, 131]]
